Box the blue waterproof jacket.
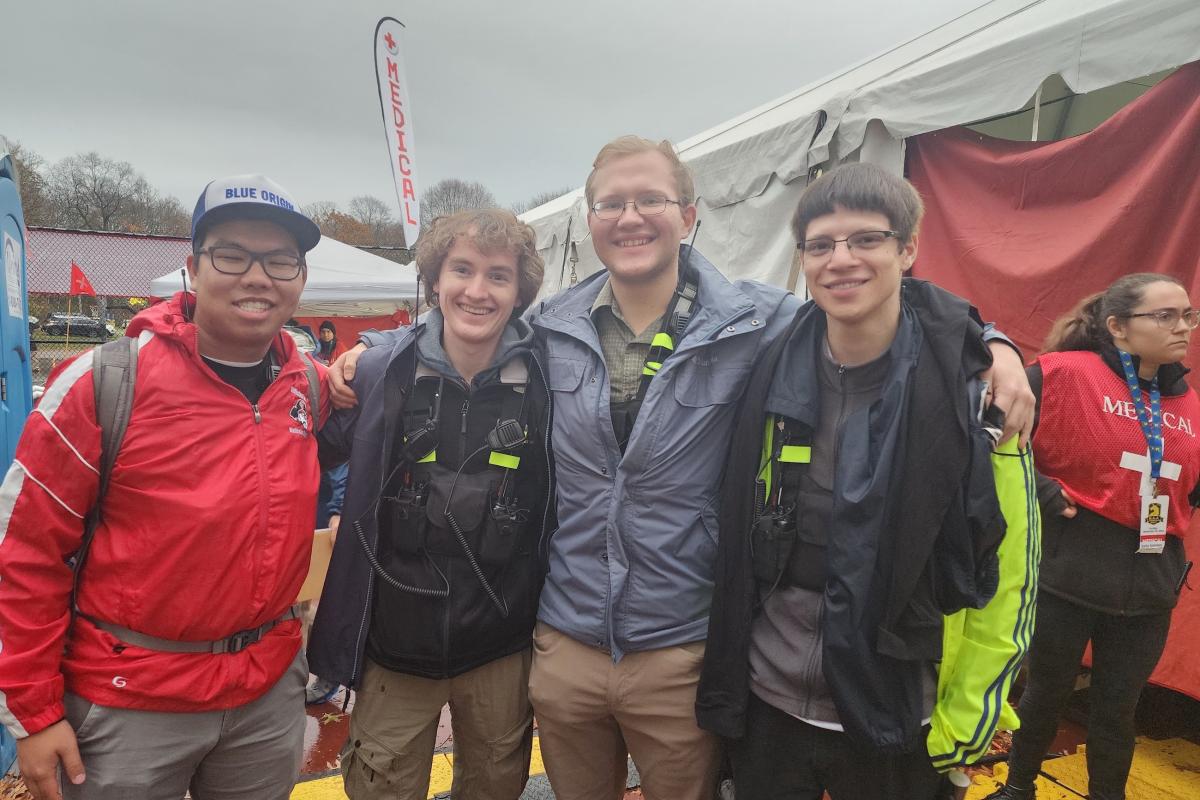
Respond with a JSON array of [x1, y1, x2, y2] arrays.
[[529, 249, 799, 658]]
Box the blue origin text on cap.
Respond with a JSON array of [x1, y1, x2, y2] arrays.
[[192, 173, 322, 253]]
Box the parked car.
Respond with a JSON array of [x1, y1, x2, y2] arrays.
[[282, 325, 317, 354], [40, 313, 109, 338]]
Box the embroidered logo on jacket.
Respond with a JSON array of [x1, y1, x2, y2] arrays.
[[289, 386, 311, 436]]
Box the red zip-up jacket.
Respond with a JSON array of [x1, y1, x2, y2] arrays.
[[0, 295, 327, 738]]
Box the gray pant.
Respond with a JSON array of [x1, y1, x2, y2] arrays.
[[62, 650, 307, 800]]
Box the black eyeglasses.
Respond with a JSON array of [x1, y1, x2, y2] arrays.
[[798, 230, 899, 260], [1126, 309, 1200, 330], [590, 194, 683, 220], [198, 246, 306, 281]]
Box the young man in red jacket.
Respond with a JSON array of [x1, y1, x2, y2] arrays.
[[0, 174, 327, 800]]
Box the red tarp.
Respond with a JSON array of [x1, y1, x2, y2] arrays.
[[907, 62, 1200, 701]]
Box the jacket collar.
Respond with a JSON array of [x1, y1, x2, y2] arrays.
[[416, 308, 535, 386], [532, 246, 756, 349], [765, 278, 975, 424], [1099, 343, 1191, 396], [128, 291, 305, 376]]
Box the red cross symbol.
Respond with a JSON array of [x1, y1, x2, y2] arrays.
[[384, 32, 396, 50]]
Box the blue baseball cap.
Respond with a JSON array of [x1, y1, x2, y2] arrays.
[[192, 174, 321, 253]]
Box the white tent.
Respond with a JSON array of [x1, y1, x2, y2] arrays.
[[150, 235, 419, 317], [521, 0, 1200, 296]]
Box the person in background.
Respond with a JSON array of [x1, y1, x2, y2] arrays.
[[304, 462, 348, 705], [316, 320, 347, 365], [308, 209, 553, 800], [986, 274, 1200, 800]]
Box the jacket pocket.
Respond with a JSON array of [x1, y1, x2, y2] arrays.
[[1041, 507, 1065, 560], [696, 495, 721, 563], [671, 339, 754, 407], [341, 728, 404, 794], [672, 362, 746, 407], [64, 693, 101, 743], [546, 357, 585, 393]]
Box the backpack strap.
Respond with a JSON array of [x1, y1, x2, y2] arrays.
[[72, 336, 139, 611], [303, 353, 320, 426]]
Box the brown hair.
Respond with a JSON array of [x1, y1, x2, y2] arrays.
[[791, 162, 924, 246], [414, 208, 544, 312], [1042, 273, 1186, 353], [584, 135, 695, 209]]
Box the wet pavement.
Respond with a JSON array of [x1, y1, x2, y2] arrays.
[[294, 681, 1199, 799], [2, 679, 1194, 799]]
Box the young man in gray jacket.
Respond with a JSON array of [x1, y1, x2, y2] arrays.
[[329, 136, 1034, 800]]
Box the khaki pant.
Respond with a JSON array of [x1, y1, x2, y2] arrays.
[[62, 649, 307, 800], [528, 623, 721, 800], [341, 649, 533, 800]]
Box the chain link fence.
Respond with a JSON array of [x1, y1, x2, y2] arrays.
[[26, 226, 192, 387], [28, 295, 151, 387]]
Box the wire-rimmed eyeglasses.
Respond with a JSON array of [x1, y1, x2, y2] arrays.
[[1125, 309, 1200, 330], [590, 194, 683, 220], [797, 230, 899, 261]]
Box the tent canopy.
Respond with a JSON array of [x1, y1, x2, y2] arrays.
[[520, 0, 1200, 294], [150, 235, 419, 317]]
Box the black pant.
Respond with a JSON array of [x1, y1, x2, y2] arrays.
[[730, 693, 947, 800], [1006, 591, 1172, 800]]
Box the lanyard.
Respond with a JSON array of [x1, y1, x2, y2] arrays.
[[1117, 349, 1164, 492]]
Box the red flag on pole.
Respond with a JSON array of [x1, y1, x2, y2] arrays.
[[69, 262, 96, 297]]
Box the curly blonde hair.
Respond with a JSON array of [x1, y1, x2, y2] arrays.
[[415, 208, 544, 312], [584, 135, 695, 209]]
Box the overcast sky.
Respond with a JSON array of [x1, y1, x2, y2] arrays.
[[3, 0, 989, 217]]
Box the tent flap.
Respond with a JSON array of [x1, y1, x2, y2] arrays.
[[690, 112, 820, 208], [834, 0, 1200, 156]]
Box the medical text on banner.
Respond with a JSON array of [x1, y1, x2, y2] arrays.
[[374, 17, 419, 248]]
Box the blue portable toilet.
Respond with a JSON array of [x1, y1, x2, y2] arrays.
[[0, 154, 34, 469]]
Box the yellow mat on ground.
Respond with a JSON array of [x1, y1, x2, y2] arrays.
[[966, 737, 1200, 799], [290, 736, 547, 799]]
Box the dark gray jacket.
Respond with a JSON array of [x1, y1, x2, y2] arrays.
[[308, 314, 553, 686]]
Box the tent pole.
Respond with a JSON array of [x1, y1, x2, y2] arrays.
[[1053, 92, 1077, 140], [1031, 84, 1043, 141]]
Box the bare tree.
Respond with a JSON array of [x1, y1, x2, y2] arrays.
[[511, 186, 574, 215], [376, 220, 408, 248], [420, 179, 497, 227], [126, 185, 190, 236], [3, 144, 190, 235], [46, 152, 150, 231], [302, 200, 339, 225], [349, 195, 395, 241], [0, 138, 52, 226]]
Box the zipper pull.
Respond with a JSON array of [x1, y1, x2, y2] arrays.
[[461, 401, 469, 435], [252, 403, 262, 424]]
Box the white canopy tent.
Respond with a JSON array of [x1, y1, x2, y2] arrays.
[[151, 235, 419, 317], [521, 0, 1200, 296]]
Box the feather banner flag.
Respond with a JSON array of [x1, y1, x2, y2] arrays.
[[374, 17, 420, 248]]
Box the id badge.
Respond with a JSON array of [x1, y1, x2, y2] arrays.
[[1138, 494, 1169, 554]]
